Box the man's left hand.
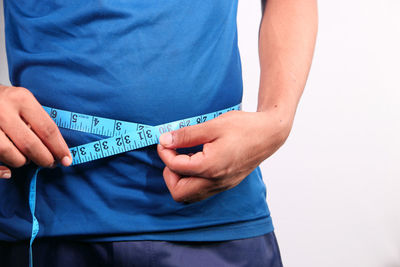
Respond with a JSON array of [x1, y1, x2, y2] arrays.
[[157, 109, 292, 203]]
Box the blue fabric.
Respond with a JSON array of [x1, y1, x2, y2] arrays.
[[0, 232, 283, 267], [1, 1, 273, 241]]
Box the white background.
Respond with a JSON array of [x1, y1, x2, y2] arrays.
[[1, 1, 399, 266], [238, 1, 400, 266]]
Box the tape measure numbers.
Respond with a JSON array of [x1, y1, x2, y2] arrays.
[[43, 105, 241, 165], [27, 103, 241, 267]]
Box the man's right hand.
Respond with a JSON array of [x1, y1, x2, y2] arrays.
[[0, 85, 72, 179]]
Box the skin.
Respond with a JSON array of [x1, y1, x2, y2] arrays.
[[0, 0, 318, 207], [0, 86, 72, 178], [157, 0, 318, 203]]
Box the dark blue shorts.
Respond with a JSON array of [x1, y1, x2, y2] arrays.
[[0, 232, 283, 267]]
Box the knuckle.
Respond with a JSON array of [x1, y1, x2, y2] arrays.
[[19, 139, 35, 155], [215, 168, 229, 179], [191, 159, 208, 176], [8, 87, 32, 103], [171, 192, 185, 203], [190, 158, 203, 171], [20, 141, 54, 167], [202, 158, 230, 178], [170, 189, 189, 203], [0, 87, 33, 115], [199, 166, 210, 177], [41, 124, 58, 140], [176, 128, 190, 145], [204, 167, 219, 178]]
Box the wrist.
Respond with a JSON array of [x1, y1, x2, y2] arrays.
[[256, 103, 296, 146], [259, 99, 296, 126]]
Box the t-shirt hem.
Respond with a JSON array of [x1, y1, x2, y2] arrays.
[[77, 216, 274, 242]]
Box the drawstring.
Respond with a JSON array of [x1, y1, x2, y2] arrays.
[[28, 166, 41, 267]]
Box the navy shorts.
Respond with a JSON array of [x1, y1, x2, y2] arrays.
[[0, 232, 283, 267]]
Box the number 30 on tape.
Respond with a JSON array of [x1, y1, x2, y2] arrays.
[[42, 104, 241, 166]]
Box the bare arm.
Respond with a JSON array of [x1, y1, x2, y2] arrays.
[[156, 1, 318, 203], [258, 0, 318, 124]]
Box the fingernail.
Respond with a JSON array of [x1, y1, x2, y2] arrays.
[[61, 156, 72, 166], [160, 132, 173, 146], [0, 171, 11, 179], [49, 162, 58, 169]]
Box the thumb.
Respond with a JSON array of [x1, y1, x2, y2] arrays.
[[159, 121, 217, 149]]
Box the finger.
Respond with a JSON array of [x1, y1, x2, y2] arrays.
[[157, 144, 210, 176], [0, 129, 27, 168], [20, 102, 72, 166], [1, 115, 55, 167], [159, 120, 220, 149], [163, 166, 214, 203], [0, 165, 11, 179]]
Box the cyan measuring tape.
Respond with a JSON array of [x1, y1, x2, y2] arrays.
[[27, 103, 241, 267]]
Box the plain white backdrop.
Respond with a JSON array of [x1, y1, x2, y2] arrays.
[[1, 1, 399, 267], [238, 1, 400, 267]]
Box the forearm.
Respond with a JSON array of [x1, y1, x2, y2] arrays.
[[155, 1, 319, 201], [257, 0, 318, 126]]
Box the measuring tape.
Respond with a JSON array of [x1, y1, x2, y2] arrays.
[[27, 103, 241, 266], [42, 104, 240, 165]]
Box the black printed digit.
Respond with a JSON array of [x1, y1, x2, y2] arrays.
[[116, 122, 122, 131], [138, 132, 144, 140], [102, 141, 109, 150], [116, 137, 122, 146], [94, 143, 100, 152]]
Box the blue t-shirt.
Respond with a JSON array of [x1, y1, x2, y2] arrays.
[[0, 0, 273, 241]]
